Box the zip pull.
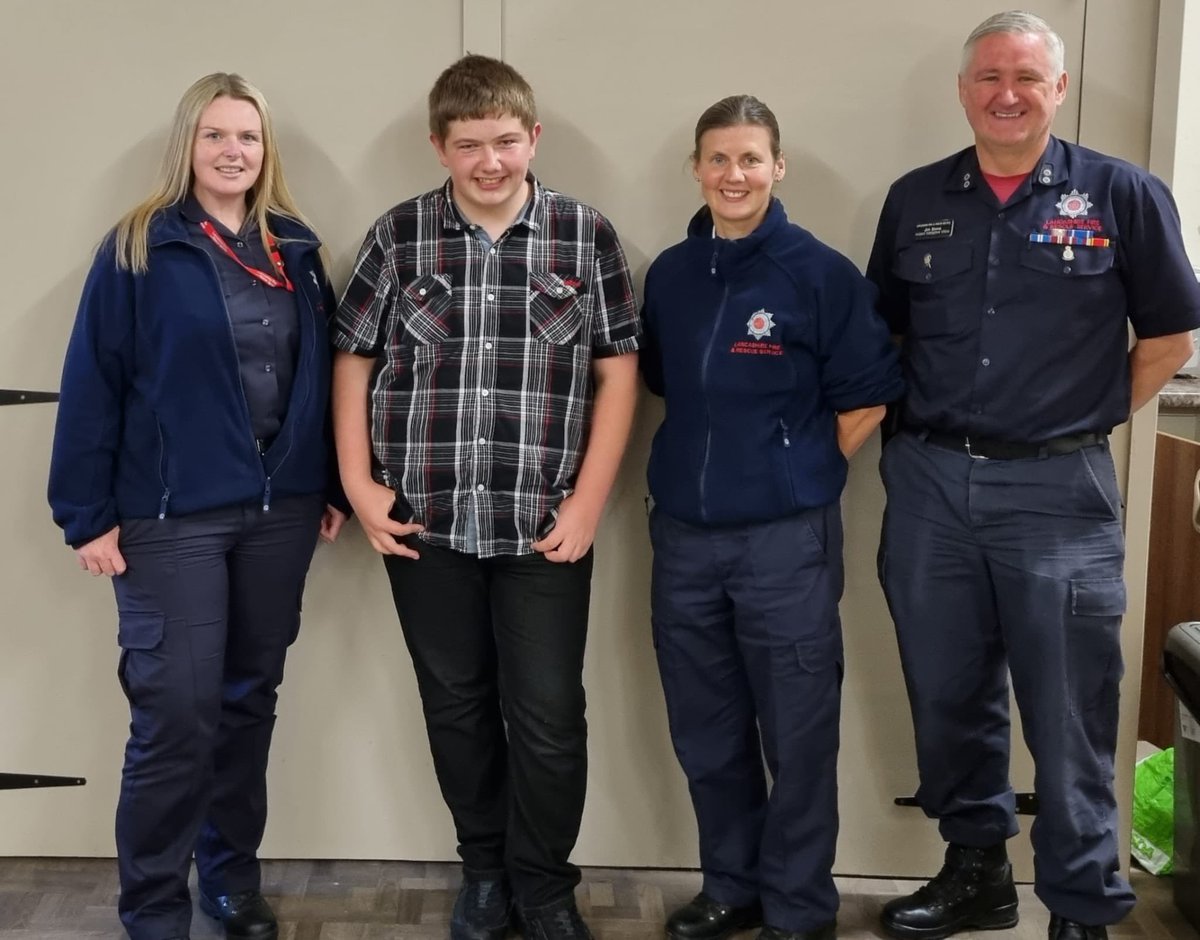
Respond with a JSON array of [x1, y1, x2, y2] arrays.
[[158, 488, 171, 520], [263, 477, 272, 513], [780, 420, 791, 448], [710, 247, 718, 277]]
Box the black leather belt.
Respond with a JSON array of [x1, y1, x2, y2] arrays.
[[911, 428, 1108, 460]]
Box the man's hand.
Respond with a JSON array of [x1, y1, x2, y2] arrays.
[[75, 527, 127, 577], [346, 480, 424, 558], [531, 493, 602, 563]]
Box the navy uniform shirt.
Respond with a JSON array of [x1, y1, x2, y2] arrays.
[[867, 136, 1200, 441], [182, 196, 300, 444]]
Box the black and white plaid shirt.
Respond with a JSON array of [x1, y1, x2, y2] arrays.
[[334, 177, 641, 557]]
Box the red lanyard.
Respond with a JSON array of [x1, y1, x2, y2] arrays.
[[199, 220, 294, 292]]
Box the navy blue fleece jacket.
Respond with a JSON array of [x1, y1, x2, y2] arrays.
[[640, 199, 903, 526], [49, 207, 341, 547]]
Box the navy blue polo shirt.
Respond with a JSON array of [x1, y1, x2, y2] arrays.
[[867, 136, 1200, 441], [181, 196, 300, 444]]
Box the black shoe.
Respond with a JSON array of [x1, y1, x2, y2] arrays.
[[757, 921, 837, 940], [451, 878, 512, 940], [880, 843, 1018, 939], [520, 898, 594, 939], [1049, 914, 1108, 939], [666, 893, 763, 940], [198, 889, 279, 940]]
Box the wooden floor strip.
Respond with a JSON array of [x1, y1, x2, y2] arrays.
[[0, 858, 1193, 938]]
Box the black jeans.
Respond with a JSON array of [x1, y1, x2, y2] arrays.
[[383, 541, 594, 909]]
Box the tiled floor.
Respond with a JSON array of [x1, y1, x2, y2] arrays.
[[0, 858, 1194, 939]]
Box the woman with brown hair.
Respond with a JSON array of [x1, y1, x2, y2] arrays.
[[640, 95, 903, 940]]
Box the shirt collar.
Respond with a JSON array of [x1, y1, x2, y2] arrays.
[[438, 172, 543, 234], [942, 136, 1069, 194], [179, 193, 258, 239]]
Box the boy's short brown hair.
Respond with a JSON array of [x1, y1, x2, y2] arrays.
[[428, 54, 538, 140]]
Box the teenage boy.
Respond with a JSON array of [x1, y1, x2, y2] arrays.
[[331, 55, 641, 940]]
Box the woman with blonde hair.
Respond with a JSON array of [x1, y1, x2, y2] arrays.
[[49, 72, 345, 940]]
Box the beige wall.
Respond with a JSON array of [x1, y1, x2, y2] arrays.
[[1152, 0, 1200, 266], [0, 0, 1163, 880], [1076, 0, 1165, 879]]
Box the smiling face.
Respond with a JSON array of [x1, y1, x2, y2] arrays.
[[190, 95, 264, 217], [958, 30, 1067, 172], [694, 124, 784, 240], [431, 114, 541, 226]]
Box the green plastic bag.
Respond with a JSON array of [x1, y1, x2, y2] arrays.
[[1132, 747, 1174, 875]]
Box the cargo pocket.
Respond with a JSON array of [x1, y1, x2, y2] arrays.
[[114, 611, 165, 703], [116, 611, 165, 651], [1066, 577, 1126, 715], [795, 631, 845, 685]]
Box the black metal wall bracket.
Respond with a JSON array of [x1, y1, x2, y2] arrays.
[[895, 792, 1039, 816], [0, 773, 86, 791], [0, 389, 59, 406]]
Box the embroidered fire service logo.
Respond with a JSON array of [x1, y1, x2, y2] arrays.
[[746, 309, 776, 339], [1055, 189, 1093, 219]]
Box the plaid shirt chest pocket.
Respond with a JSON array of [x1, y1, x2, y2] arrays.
[[399, 274, 456, 345], [528, 272, 590, 345]]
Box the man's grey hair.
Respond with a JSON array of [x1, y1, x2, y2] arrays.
[[960, 10, 1066, 76]]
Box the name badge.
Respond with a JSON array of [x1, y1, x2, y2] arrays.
[[914, 219, 954, 240]]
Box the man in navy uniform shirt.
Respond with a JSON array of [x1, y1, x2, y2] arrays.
[[867, 11, 1200, 940]]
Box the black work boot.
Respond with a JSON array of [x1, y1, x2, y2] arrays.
[[1048, 914, 1108, 939], [198, 889, 278, 940], [880, 842, 1018, 939], [666, 893, 763, 940]]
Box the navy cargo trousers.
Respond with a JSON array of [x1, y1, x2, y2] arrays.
[[111, 495, 324, 940], [878, 431, 1135, 925], [650, 504, 844, 933]]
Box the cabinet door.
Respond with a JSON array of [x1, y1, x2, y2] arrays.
[[1142, 432, 1200, 746]]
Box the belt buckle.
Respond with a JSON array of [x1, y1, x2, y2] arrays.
[[964, 436, 989, 460]]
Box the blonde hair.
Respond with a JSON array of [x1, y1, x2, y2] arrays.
[[114, 72, 317, 273], [428, 55, 537, 140]]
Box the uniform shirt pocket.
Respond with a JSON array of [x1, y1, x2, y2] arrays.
[[1019, 244, 1116, 278], [892, 243, 974, 284], [891, 243, 974, 337]]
